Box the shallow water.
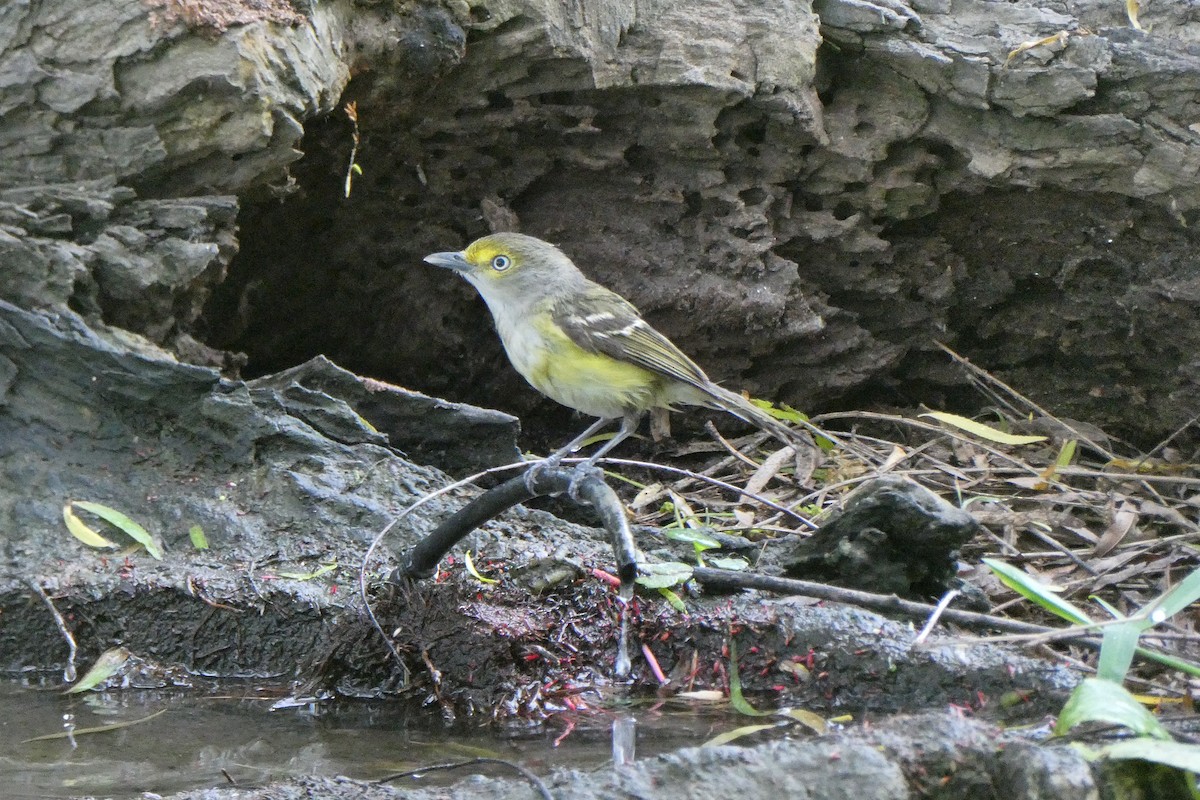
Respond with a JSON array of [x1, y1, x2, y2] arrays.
[[0, 680, 726, 799]]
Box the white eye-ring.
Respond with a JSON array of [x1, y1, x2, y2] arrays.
[[491, 254, 512, 271]]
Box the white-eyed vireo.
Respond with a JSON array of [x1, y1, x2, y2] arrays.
[[424, 232, 808, 464]]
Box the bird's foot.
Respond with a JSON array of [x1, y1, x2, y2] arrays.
[[566, 460, 606, 502], [523, 455, 563, 494]]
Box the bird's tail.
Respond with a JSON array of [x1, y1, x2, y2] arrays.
[[696, 382, 816, 449]]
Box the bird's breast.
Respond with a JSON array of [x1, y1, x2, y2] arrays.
[[494, 310, 663, 419]]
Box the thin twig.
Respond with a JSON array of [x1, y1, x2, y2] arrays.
[[915, 589, 960, 644], [376, 757, 552, 800], [27, 579, 78, 683], [934, 341, 1117, 460]]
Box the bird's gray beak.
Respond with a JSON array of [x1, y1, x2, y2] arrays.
[[423, 250, 471, 272]]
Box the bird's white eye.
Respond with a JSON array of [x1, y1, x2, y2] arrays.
[[490, 254, 512, 271]]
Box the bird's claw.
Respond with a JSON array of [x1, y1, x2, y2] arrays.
[[522, 457, 560, 494], [566, 461, 605, 502]]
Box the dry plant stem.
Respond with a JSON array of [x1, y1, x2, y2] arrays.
[[1138, 415, 1199, 466], [934, 341, 1118, 460], [605, 457, 818, 528], [813, 411, 1064, 484], [704, 420, 764, 470], [915, 589, 960, 644], [376, 757, 552, 800], [26, 579, 77, 683], [1019, 524, 1098, 575], [690, 567, 1056, 636]]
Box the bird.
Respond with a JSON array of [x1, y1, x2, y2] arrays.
[[423, 232, 811, 466]]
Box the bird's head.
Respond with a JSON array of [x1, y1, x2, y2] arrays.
[[423, 232, 583, 304]]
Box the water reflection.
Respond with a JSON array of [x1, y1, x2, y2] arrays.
[[0, 680, 727, 798]]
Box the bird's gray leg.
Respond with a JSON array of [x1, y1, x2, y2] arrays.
[[525, 416, 614, 493], [581, 412, 640, 467], [566, 411, 642, 499], [548, 416, 614, 463]]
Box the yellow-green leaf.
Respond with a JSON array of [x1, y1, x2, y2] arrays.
[[920, 412, 1047, 445], [188, 524, 209, 550], [658, 586, 687, 612], [984, 557, 1091, 624], [729, 639, 768, 717], [703, 723, 779, 747], [70, 501, 162, 560], [277, 563, 337, 581], [464, 550, 498, 584], [777, 707, 827, 734], [66, 647, 131, 694], [63, 504, 117, 550], [1126, 0, 1142, 30], [23, 709, 167, 743]]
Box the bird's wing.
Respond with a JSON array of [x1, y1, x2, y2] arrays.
[[551, 285, 711, 389]]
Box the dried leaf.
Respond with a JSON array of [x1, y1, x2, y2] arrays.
[[1005, 30, 1070, 66], [880, 445, 909, 471], [630, 482, 666, 511], [1093, 502, 1139, 558], [276, 563, 338, 581]]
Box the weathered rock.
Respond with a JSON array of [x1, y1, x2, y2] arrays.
[[782, 475, 979, 599], [0, 0, 350, 195], [0, 181, 239, 358], [198, 0, 1200, 450], [0, 298, 480, 676]]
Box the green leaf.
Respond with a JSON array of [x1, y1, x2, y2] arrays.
[[706, 556, 749, 571], [662, 526, 721, 550], [984, 558, 1091, 625], [1090, 595, 1125, 619], [635, 561, 694, 590], [1099, 738, 1200, 771], [1055, 439, 1078, 467], [62, 504, 117, 550], [1055, 678, 1171, 740], [1131, 645, 1200, 678], [1096, 621, 1141, 683], [919, 412, 1047, 445], [23, 709, 167, 743], [1149, 566, 1200, 620], [464, 550, 498, 585], [729, 639, 768, 717], [65, 647, 131, 694], [658, 587, 687, 612], [70, 501, 163, 560], [703, 723, 780, 747], [276, 563, 337, 581], [188, 524, 209, 550], [750, 398, 808, 425]]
